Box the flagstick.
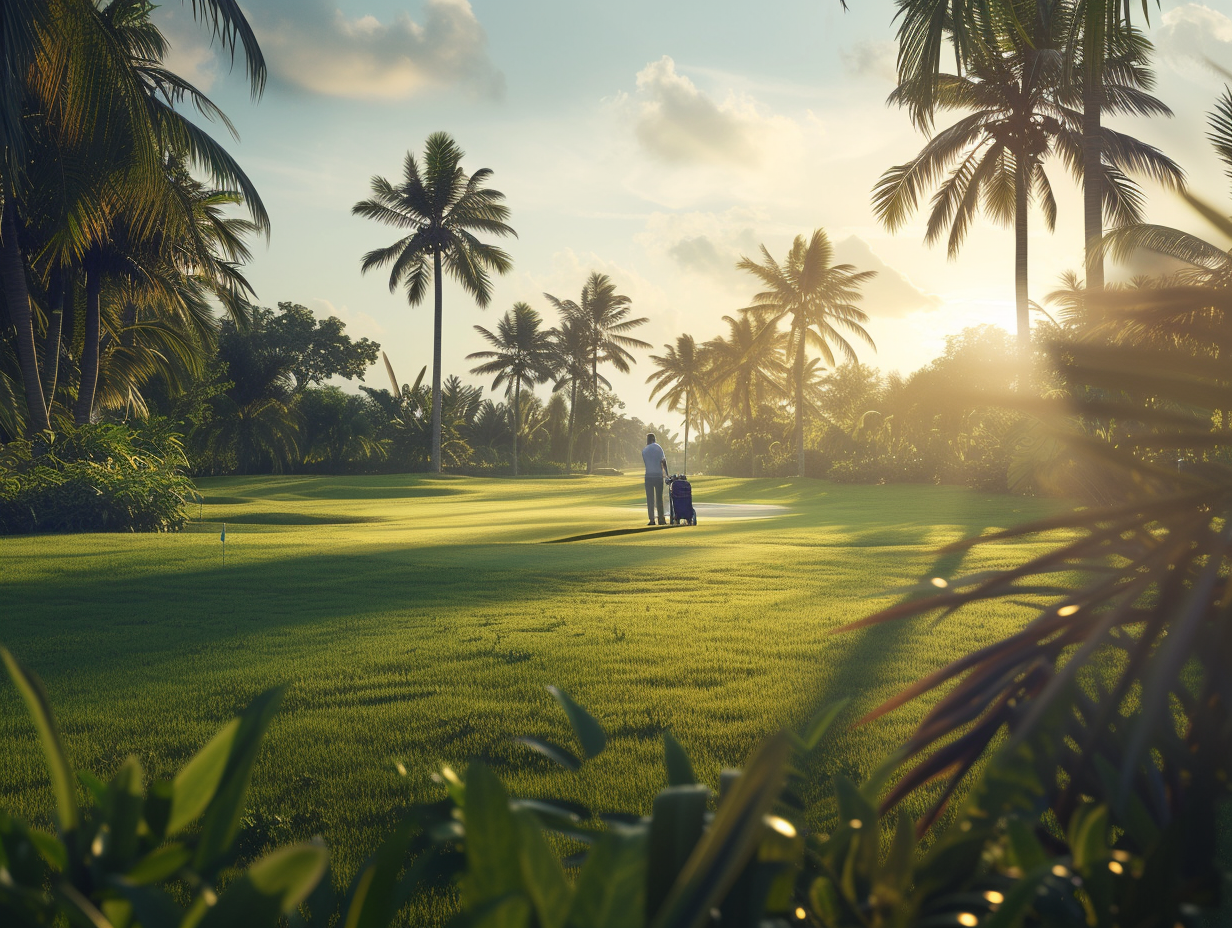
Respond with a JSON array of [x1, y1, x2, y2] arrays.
[[221, 522, 226, 567]]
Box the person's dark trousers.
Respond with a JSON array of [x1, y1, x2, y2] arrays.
[[645, 476, 665, 523]]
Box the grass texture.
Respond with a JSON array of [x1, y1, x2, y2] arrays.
[[0, 475, 1061, 897]]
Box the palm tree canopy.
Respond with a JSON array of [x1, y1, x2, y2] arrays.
[[647, 333, 710, 412], [738, 229, 876, 366], [545, 272, 651, 382], [353, 132, 515, 307], [467, 302, 557, 395]]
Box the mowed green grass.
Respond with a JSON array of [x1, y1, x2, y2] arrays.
[[0, 475, 1062, 892]]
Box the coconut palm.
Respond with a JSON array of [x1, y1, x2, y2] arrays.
[[544, 272, 650, 471], [891, 0, 1165, 297], [1101, 88, 1232, 290], [353, 132, 515, 473], [468, 302, 556, 476], [549, 316, 591, 474], [0, 0, 266, 435], [705, 314, 787, 435], [876, 3, 1179, 356], [738, 229, 876, 476], [646, 334, 710, 475]]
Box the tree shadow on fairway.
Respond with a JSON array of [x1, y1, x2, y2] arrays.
[[0, 541, 692, 689], [788, 519, 1002, 814]]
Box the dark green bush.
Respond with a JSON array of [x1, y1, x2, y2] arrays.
[[0, 423, 194, 534]]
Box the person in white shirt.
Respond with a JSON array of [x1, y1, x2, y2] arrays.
[[641, 432, 668, 525]]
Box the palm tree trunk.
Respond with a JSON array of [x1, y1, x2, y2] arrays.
[[795, 333, 805, 477], [683, 392, 690, 476], [74, 257, 102, 426], [512, 378, 520, 477], [431, 251, 443, 473], [0, 202, 50, 433], [1015, 155, 1031, 361], [567, 380, 576, 474], [587, 354, 598, 474], [42, 265, 64, 407], [1083, 74, 1104, 297]]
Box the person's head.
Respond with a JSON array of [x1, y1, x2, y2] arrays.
[[646, 433, 655, 445]]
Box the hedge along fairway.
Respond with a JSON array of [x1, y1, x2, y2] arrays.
[[0, 475, 1061, 896]]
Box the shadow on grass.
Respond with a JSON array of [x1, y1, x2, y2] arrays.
[[211, 513, 386, 526]]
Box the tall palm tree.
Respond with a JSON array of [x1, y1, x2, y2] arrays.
[[646, 334, 709, 475], [738, 229, 876, 476], [549, 316, 591, 475], [0, 0, 265, 435], [353, 132, 515, 473], [875, 4, 1179, 356], [891, 0, 1163, 298], [544, 272, 649, 471], [705, 314, 787, 435], [467, 302, 556, 476]]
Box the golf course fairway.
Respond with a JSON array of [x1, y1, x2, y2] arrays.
[[0, 474, 1062, 904]]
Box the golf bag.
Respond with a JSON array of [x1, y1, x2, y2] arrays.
[[667, 475, 696, 525]]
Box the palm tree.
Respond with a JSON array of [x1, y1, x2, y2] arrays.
[[353, 132, 515, 473], [549, 317, 591, 474], [646, 334, 709, 475], [738, 229, 876, 477], [544, 272, 650, 472], [891, 0, 1165, 298], [705, 314, 787, 435], [0, 0, 265, 435], [1101, 88, 1232, 290], [467, 302, 556, 476], [875, 4, 1179, 357]]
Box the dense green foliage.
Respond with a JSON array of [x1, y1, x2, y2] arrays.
[[0, 423, 193, 534]]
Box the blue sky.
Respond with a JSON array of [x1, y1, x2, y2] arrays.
[[157, 0, 1232, 424]]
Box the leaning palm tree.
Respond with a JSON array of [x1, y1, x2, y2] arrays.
[[468, 302, 556, 476], [353, 132, 515, 473], [738, 229, 876, 477], [646, 334, 709, 475], [875, 3, 1179, 357], [544, 272, 650, 472]]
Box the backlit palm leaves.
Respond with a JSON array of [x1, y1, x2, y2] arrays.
[[468, 303, 556, 476], [705, 314, 787, 435], [646, 334, 709, 474], [738, 229, 875, 475], [353, 132, 516, 473], [544, 273, 649, 472]]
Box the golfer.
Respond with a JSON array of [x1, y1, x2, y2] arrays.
[[642, 432, 668, 525]]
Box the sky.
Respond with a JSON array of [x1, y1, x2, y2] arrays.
[[154, 0, 1232, 426]]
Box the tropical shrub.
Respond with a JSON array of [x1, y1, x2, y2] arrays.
[[0, 424, 194, 534]]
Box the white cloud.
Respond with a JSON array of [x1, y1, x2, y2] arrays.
[[151, 6, 219, 91], [1157, 4, 1232, 86], [622, 57, 793, 166], [249, 0, 502, 100]]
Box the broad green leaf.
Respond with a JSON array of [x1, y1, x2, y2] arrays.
[[651, 733, 792, 928], [110, 879, 184, 928], [106, 757, 144, 867], [169, 719, 239, 836], [647, 785, 709, 920], [980, 863, 1053, 928], [512, 807, 572, 928], [546, 686, 607, 760], [1068, 803, 1108, 870], [3, 648, 79, 834], [28, 827, 68, 872], [1005, 817, 1047, 871], [197, 842, 329, 928], [794, 698, 850, 752], [663, 732, 696, 787], [449, 895, 532, 928], [342, 816, 419, 928], [125, 843, 192, 885], [876, 812, 915, 901], [568, 823, 648, 928], [462, 763, 526, 928], [513, 736, 581, 772], [194, 686, 285, 872]]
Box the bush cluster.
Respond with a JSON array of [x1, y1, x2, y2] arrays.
[[0, 423, 193, 535]]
